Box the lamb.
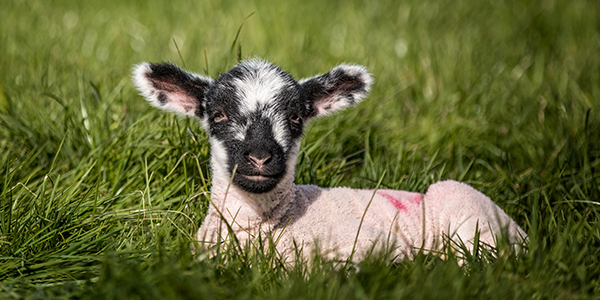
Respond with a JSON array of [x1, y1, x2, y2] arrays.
[[133, 59, 526, 262]]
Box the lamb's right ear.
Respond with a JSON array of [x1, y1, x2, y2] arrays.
[[133, 63, 213, 119], [299, 64, 373, 119]]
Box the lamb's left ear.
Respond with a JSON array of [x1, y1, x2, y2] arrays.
[[133, 62, 213, 119], [299, 64, 373, 119]]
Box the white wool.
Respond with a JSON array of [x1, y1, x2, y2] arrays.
[[198, 179, 527, 262]]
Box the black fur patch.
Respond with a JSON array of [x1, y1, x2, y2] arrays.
[[157, 92, 168, 105], [230, 117, 287, 193]]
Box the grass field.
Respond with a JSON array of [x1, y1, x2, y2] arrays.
[[1, 0, 599, 298]]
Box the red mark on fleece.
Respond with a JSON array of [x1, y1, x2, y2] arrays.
[[379, 192, 407, 212], [377, 191, 424, 213], [408, 193, 423, 205]]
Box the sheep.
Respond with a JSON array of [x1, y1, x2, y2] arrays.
[[133, 59, 527, 262]]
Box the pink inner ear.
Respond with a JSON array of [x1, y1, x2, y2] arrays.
[[148, 77, 200, 113], [169, 92, 198, 113], [314, 92, 345, 115]]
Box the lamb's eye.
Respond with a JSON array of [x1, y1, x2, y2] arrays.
[[213, 111, 228, 123], [289, 114, 301, 124]]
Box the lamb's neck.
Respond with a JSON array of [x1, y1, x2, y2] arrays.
[[210, 174, 297, 228], [207, 141, 302, 230]]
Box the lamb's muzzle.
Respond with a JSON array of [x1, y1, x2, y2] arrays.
[[133, 58, 527, 262]]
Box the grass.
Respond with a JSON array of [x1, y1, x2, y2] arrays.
[[1, 0, 599, 298]]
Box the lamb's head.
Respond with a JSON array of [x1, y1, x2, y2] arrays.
[[133, 59, 372, 194]]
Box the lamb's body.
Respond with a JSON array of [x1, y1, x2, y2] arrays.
[[199, 181, 525, 261], [134, 58, 526, 262]]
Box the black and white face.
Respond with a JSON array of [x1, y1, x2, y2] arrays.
[[133, 59, 372, 194], [203, 61, 310, 193]]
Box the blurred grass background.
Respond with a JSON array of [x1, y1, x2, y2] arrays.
[[1, 0, 599, 298]]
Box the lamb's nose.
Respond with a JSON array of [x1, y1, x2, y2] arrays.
[[247, 154, 272, 170]]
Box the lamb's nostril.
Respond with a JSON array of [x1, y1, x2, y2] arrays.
[[247, 154, 272, 169], [263, 155, 272, 165]]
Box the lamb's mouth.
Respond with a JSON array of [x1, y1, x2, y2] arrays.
[[241, 174, 272, 182], [233, 172, 283, 194]]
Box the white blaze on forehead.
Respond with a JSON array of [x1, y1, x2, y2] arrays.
[[230, 60, 292, 150], [233, 61, 288, 114]]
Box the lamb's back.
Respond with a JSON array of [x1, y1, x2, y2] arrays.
[[277, 185, 425, 260], [277, 181, 526, 261]]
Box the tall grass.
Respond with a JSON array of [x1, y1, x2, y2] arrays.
[[1, 0, 599, 298]]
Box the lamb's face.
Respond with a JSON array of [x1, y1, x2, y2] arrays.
[[203, 62, 310, 193], [133, 59, 372, 194]]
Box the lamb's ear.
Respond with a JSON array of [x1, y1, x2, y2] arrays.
[[299, 64, 373, 119], [133, 62, 213, 119]]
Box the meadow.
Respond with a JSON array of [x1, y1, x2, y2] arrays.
[[1, 0, 599, 298]]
